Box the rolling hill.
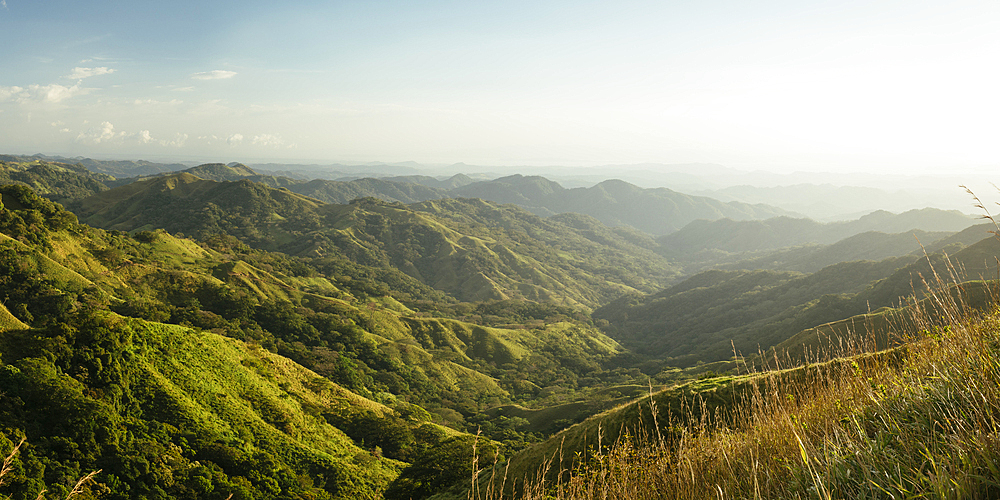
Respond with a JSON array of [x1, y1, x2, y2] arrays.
[[71, 174, 681, 307], [596, 231, 1000, 367]]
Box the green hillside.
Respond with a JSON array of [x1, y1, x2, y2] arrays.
[[595, 232, 1000, 367], [0, 159, 110, 203], [182, 162, 260, 181], [593, 256, 916, 365], [0, 314, 408, 499], [479, 274, 1000, 499], [3, 160, 998, 499], [72, 175, 680, 307], [291, 178, 446, 205], [0, 183, 566, 499], [0, 187, 420, 498], [0, 303, 28, 331], [1, 182, 661, 499]]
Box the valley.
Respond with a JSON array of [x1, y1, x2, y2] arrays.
[[0, 155, 993, 499]]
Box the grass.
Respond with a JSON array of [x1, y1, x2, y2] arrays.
[[470, 252, 1000, 499], [1, 439, 100, 500], [0, 304, 28, 332]]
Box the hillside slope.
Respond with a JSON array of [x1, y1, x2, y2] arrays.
[[5, 182, 645, 464], [596, 232, 1000, 367], [72, 175, 680, 307]]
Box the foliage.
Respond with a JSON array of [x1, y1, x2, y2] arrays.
[[384, 435, 500, 500], [480, 277, 1000, 500], [0, 160, 109, 204], [2, 170, 994, 500], [72, 175, 681, 306]]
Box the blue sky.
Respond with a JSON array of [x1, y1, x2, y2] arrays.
[[2, 0, 999, 172]]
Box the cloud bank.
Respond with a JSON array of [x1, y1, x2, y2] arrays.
[[0, 83, 86, 103]]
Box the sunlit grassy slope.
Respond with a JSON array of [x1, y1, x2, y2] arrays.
[[469, 274, 1000, 499]]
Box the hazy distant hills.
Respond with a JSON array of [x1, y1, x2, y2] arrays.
[[4, 157, 982, 268], [132, 164, 797, 235], [659, 209, 975, 256], [0, 153, 188, 178], [695, 184, 929, 221], [715, 230, 950, 273], [451, 175, 795, 235], [383, 173, 476, 190]]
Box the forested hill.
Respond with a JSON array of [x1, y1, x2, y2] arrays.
[[0, 153, 186, 178], [0, 158, 112, 203], [596, 230, 1000, 366], [70, 173, 681, 307], [2, 156, 999, 499], [0, 183, 645, 499]]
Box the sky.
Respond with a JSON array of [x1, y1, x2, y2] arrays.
[[2, 0, 1000, 173]]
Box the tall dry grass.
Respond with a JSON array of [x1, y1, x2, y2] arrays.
[[471, 212, 1000, 499], [0, 439, 100, 500]]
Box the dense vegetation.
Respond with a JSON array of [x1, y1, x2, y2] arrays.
[[0, 157, 994, 499], [481, 271, 1000, 499], [70, 174, 682, 307]]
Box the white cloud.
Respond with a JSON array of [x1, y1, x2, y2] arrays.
[[227, 133, 244, 145], [0, 86, 23, 102], [76, 121, 123, 143], [75, 123, 157, 145], [34, 83, 85, 103], [191, 70, 237, 80], [68, 67, 114, 80], [0, 83, 86, 103], [60, 128, 70, 133], [172, 86, 195, 92], [1, 1, 7, 10], [252, 134, 285, 147], [135, 130, 154, 144], [160, 133, 188, 147]]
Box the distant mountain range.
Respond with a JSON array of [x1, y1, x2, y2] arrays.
[[70, 171, 681, 307], [150, 164, 799, 235]]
